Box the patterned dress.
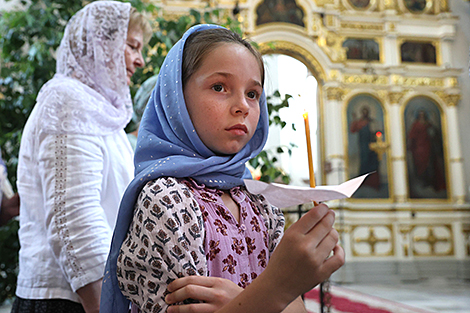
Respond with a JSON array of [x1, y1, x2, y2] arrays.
[[117, 177, 285, 313]]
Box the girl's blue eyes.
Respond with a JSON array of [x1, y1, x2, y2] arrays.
[[212, 84, 259, 99]]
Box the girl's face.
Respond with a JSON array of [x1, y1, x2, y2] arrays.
[[124, 26, 145, 85], [184, 43, 263, 155]]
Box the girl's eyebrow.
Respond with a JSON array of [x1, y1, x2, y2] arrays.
[[206, 72, 262, 88]]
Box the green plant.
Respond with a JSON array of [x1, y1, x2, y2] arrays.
[[249, 91, 294, 183]]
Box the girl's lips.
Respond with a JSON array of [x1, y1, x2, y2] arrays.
[[226, 124, 248, 135]]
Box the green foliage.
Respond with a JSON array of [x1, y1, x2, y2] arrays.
[[249, 91, 294, 184]]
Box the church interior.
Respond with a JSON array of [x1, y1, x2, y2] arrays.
[[1, 0, 469, 311]]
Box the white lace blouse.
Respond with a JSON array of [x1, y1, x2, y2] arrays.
[[16, 107, 134, 302]]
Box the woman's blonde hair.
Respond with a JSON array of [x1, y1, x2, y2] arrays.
[[129, 7, 152, 44]]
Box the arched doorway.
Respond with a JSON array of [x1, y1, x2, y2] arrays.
[[263, 54, 320, 186]]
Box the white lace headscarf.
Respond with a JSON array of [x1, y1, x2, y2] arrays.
[[37, 1, 133, 135]]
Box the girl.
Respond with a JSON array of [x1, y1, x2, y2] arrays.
[[101, 24, 344, 313]]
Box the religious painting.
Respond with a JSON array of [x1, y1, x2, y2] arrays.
[[348, 0, 371, 9], [401, 41, 436, 64], [347, 94, 389, 199], [256, 0, 304, 27], [342, 38, 380, 61], [404, 0, 427, 13], [404, 97, 447, 199]]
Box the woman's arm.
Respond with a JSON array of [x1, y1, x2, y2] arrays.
[[39, 134, 112, 311]]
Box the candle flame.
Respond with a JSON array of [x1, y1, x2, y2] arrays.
[[303, 111, 308, 120]]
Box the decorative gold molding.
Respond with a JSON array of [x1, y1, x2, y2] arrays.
[[450, 158, 464, 163], [343, 74, 388, 85], [318, 31, 346, 62], [391, 156, 406, 161], [388, 91, 405, 104], [329, 70, 340, 80], [434, 91, 461, 106], [412, 225, 454, 256], [352, 225, 394, 256], [384, 0, 396, 10], [325, 87, 345, 100], [392, 75, 445, 87], [449, 77, 458, 87], [259, 41, 326, 82], [314, 0, 335, 7], [340, 22, 384, 31]]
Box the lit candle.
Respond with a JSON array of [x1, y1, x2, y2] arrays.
[[303, 110, 316, 188]]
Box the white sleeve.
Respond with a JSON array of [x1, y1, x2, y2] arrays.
[[39, 133, 112, 292]]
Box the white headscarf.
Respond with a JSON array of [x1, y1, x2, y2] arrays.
[[35, 1, 133, 135]]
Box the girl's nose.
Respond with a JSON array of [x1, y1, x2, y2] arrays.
[[232, 94, 250, 117]]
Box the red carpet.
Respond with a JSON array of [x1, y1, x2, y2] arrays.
[[304, 285, 436, 313]]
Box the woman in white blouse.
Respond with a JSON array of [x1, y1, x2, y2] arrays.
[[13, 2, 151, 312]]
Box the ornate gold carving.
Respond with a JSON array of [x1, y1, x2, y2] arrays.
[[444, 94, 460, 107], [259, 41, 326, 82], [340, 22, 383, 31], [343, 74, 388, 85], [412, 225, 453, 256], [384, 0, 396, 9], [449, 77, 458, 87], [434, 91, 461, 106], [440, 0, 449, 12], [326, 15, 335, 27], [329, 70, 340, 80], [388, 91, 405, 104], [318, 31, 346, 62], [325, 87, 345, 101], [314, 0, 335, 7], [377, 90, 388, 100], [392, 75, 445, 87]]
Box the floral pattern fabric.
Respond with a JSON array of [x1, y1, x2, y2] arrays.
[[117, 177, 284, 312]]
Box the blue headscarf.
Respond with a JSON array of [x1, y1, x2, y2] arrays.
[[100, 24, 269, 312]]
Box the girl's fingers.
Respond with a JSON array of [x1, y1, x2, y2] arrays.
[[168, 276, 215, 292], [322, 244, 346, 274], [304, 210, 336, 248], [288, 203, 330, 235], [166, 284, 211, 304]]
